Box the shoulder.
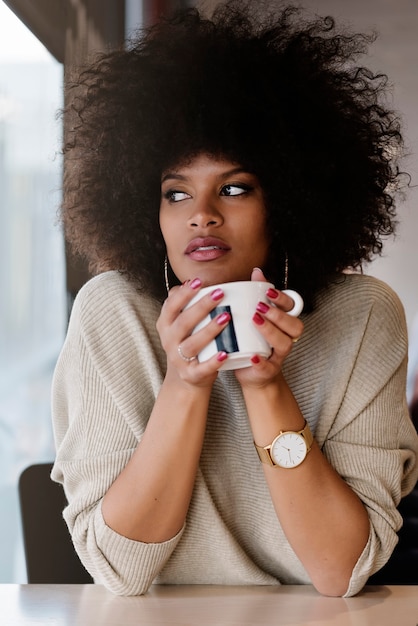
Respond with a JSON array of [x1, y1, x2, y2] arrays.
[[313, 273, 406, 333], [69, 271, 162, 340], [300, 272, 408, 372], [74, 270, 142, 309], [73, 271, 160, 319]]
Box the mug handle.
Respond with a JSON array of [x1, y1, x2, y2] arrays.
[[282, 289, 304, 317]]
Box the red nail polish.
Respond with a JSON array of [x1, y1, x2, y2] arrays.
[[217, 351, 228, 362], [190, 278, 202, 289], [256, 301, 269, 314], [211, 288, 224, 301], [252, 312, 265, 325], [251, 355, 260, 364], [266, 288, 279, 299], [216, 311, 231, 325]]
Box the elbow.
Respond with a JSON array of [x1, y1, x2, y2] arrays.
[[309, 568, 352, 597], [313, 580, 350, 598], [82, 555, 153, 596], [100, 577, 151, 596]]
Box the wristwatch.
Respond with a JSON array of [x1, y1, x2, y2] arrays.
[[254, 420, 313, 468]]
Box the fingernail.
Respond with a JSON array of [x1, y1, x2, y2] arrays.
[[251, 355, 261, 364], [266, 287, 279, 299], [190, 278, 202, 289], [216, 311, 231, 325], [217, 351, 228, 362], [211, 288, 224, 301], [256, 301, 269, 314], [252, 312, 265, 325]]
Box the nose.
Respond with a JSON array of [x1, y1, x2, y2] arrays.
[[187, 196, 224, 228]]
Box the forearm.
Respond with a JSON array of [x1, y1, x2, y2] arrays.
[[243, 374, 370, 596], [102, 373, 211, 543]]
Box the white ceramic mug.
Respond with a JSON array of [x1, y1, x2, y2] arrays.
[[186, 281, 303, 370]]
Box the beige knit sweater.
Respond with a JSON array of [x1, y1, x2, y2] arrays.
[[51, 270, 418, 596]]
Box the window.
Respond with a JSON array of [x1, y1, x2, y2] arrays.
[[0, 1, 65, 582]]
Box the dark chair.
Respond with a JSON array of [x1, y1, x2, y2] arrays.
[[368, 408, 418, 585], [18, 462, 93, 583], [367, 485, 418, 584]]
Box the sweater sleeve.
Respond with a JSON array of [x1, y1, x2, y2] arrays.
[[317, 277, 418, 597], [51, 272, 184, 595]]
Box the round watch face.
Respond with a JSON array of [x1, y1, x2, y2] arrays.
[[270, 432, 307, 468]]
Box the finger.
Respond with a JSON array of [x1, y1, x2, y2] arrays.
[[178, 345, 229, 368], [177, 309, 232, 362], [162, 277, 203, 323], [282, 289, 304, 317], [253, 302, 304, 342], [177, 286, 226, 339], [251, 267, 266, 281], [266, 287, 304, 317]]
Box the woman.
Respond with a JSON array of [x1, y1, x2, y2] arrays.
[[51, 1, 418, 597]]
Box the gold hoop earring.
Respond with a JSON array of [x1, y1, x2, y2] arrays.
[[284, 252, 289, 290], [164, 255, 170, 294]]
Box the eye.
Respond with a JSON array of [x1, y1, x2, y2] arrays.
[[221, 183, 252, 197], [163, 189, 191, 203]]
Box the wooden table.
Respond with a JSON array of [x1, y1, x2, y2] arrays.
[[2, 583, 418, 625]]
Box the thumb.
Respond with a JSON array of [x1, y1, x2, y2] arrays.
[[251, 267, 266, 282]]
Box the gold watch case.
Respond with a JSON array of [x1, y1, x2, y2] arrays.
[[254, 420, 313, 468]]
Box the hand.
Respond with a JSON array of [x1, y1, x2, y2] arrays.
[[235, 268, 304, 388], [156, 278, 231, 387]]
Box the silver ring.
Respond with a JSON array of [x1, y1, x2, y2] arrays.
[[177, 344, 197, 362]]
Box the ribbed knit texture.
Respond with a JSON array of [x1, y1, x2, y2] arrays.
[[51, 271, 418, 596]]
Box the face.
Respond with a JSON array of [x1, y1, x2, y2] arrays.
[[159, 153, 269, 287]]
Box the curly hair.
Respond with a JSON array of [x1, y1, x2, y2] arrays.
[[62, 0, 406, 307]]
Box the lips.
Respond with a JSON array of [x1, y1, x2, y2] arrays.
[[184, 237, 230, 255], [184, 237, 231, 262]]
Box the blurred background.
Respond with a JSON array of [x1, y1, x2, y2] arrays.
[[0, 0, 417, 582]]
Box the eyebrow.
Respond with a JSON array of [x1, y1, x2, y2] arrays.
[[161, 173, 186, 183], [161, 166, 251, 184]]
